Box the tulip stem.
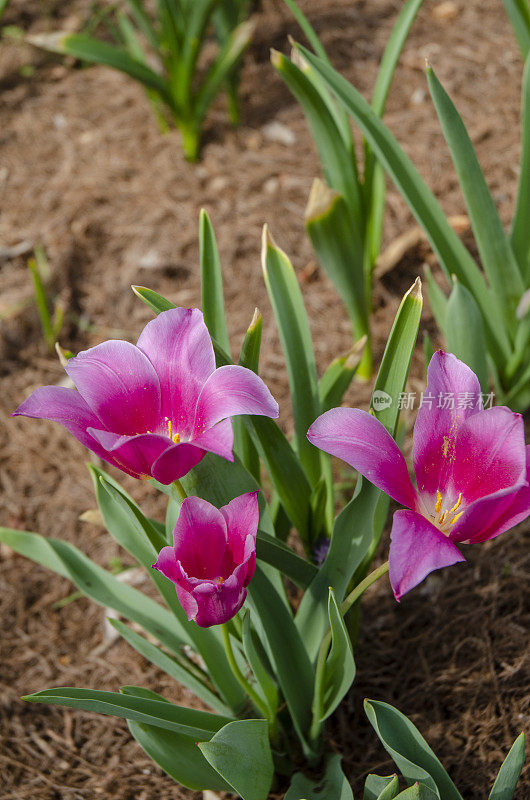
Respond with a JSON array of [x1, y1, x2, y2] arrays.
[[221, 623, 274, 726], [172, 480, 187, 503], [309, 560, 389, 744]]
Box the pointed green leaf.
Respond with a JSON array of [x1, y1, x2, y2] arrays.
[[364, 700, 463, 800], [256, 531, 317, 589], [28, 33, 170, 99], [446, 279, 489, 392], [128, 719, 230, 791], [247, 566, 314, 748], [24, 687, 231, 737], [261, 226, 323, 485], [236, 308, 263, 482], [293, 43, 511, 368], [511, 56, 530, 279], [426, 65, 523, 325], [488, 732, 525, 800], [305, 180, 369, 372], [110, 619, 231, 715], [195, 20, 253, 124], [364, 774, 400, 800], [198, 719, 274, 800], [502, 0, 530, 58], [315, 588, 356, 722], [241, 611, 279, 716], [285, 754, 353, 800], [319, 336, 367, 411], [395, 786, 439, 800], [132, 284, 176, 313], [271, 49, 361, 220], [199, 208, 231, 355]]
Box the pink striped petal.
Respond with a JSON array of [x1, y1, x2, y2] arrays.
[[13, 386, 111, 462], [413, 351, 482, 498], [453, 446, 530, 544], [136, 308, 215, 436], [191, 578, 247, 628], [389, 509, 466, 601], [307, 408, 417, 508], [191, 418, 234, 461], [172, 497, 228, 580], [88, 429, 172, 478], [65, 340, 161, 435], [150, 443, 206, 484], [220, 492, 259, 564], [193, 365, 279, 435], [449, 407, 526, 503]]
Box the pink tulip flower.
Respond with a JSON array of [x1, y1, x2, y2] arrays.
[[13, 308, 278, 483], [307, 351, 530, 600], [152, 492, 259, 627]]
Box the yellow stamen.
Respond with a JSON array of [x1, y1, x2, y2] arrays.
[[449, 493, 463, 514], [438, 511, 447, 525], [435, 490, 443, 514], [172, 432, 180, 444], [167, 419, 173, 440], [450, 510, 464, 525]]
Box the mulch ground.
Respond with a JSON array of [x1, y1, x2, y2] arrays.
[[0, 0, 528, 797]]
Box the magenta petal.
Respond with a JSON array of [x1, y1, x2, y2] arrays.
[[152, 549, 199, 621], [150, 443, 206, 484], [307, 408, 417, 508], [65, 340, 161, 435], [13, 386, 111, 461], [191, 418, 234, 461], [173, 497, 228, 579], [389, 509, 466, 601], [449, 480, 529, 544], [413, 351, 482, 498], [88, 429, 172, 478], [220, 491, 259, 563], [191, 579, 247, 627], [193, 365, 279, 434], [449, 406, 526, 503], [454, 446, 530, 544], [136, 308, 215, 436]]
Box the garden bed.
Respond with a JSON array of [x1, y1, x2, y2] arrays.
[[0, 0, 528, 797]]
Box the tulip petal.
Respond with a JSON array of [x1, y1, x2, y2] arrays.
[[307, 408, 417, 508], [150, 443, 206, 484], [193, 365, 279, 434], [151, 548, 200, 621], [191, 418, 234, 461], [220, 491, 260, 563], [450, 407, 526, 503], [136, 308, 215, 436], [452, 446, 530, 544], [192, 579, 247, 628], [389, 509, 466, 601], [13, 386, 111, 461], [88, 429, 172, 478], [65, 340, 161, 436], [413, 350, 482, 498], [173, 497, 228, 580]]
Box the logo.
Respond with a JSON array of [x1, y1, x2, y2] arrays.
[[372, 390, 393, 411]]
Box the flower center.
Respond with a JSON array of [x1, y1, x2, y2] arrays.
[[431, 490, 465, 533], [165, 418, 180, 444]]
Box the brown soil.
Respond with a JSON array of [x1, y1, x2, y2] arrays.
[[0, 0, 528, 798]]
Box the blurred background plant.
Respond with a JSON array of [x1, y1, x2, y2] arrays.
[[279, 2, 530, 409], [272, 0, 425, 379], [26, 0, 255, 161]]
